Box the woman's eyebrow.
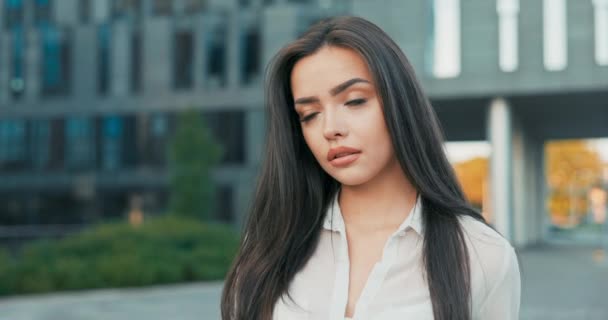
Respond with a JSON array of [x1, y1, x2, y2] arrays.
[[294, 77, 370, 105], [329, 77, 370, 96]]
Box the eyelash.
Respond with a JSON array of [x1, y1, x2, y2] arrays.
[[299, 99, 367, 123], [346, 98, 366, 106]]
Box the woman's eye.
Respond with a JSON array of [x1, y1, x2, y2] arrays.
[[300, 113, 319, 123], [345, 98, 366, 106]]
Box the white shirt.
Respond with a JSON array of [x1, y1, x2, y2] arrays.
[[272, 192, 521, 320]]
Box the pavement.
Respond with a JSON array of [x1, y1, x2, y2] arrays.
[[0, 245, 607, 320]]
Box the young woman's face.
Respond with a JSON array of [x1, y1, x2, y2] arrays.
[[290, 46, 400, 186]]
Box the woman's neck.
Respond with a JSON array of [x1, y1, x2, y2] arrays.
[[339, 159, 418, 235]]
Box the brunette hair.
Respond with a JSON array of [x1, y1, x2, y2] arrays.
[[221, 16, 486, 320]]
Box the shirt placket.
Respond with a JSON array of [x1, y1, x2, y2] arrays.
[[351, 234, 400, 319], [329, 229, 402, 320], [329, 229, 351, 320]]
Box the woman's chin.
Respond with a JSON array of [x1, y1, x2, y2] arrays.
[[330, 171, 371, 187]]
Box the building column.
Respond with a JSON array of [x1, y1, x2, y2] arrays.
[[532, 136, 547, 244], [511, 112, 525, 246], [72, 26, 97, 99], [0, 34, 9, 105], [25, 30, 40, 101], [53, 0, 79, 25], [592, 0, 608, 65], [111, 21, 131, 97], [487, 97, 514, 242], [262, 5, 299, 66], [511, 111, 545, 247], [193, 15, 207, 90], [143, 16, 172, 95], [227, 10, 242, 89]]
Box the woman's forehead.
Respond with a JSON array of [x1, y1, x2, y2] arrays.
[[290, 46, 373, 97]]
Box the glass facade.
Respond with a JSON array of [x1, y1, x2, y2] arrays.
[[204, 111, 245, 165], [10, 26, 25, 99], [241, 26, 261, 85], [97, 23, 111, 95], [33, 0, 52, 26], [65, 116, 95, 170], [102, 116, 123, 171], [111, 0, 142, 20], [79, 0, 91, 24], [173, 30, 194, 89], [153, 0, 172, 16], [206, 22, 227, 88], [40, 25, 71, 97], [4, 0, 24, 29], [130, 30, 142, 93], [0, 120, 26, 170], [30, 119, 51, 170]]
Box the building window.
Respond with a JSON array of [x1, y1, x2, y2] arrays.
[[497, 0, 519, 72], [65, 117, 95, 170], [146, 113, 168, 166], [203, 111, 245, 165], [543, 0, 567, 71], [176, 0, 206, 14], [97, 23, 111, 95], [30, 119, 51, 170], [427, 0, 461, 78], [10, 26, 25, 100], [206, 23, 227, 88], [241, 26, 261, 85], [153, 0, 172, 15], [111, 0, 141, 21], [593, 0, 608, 65], [102, 116, 123, 171], [131, 30, 142, 93], [173, 30, 194, 89], [4, 0, 24, 29], [33, 0, 52, 27], [79, 0, 91, 24], [40, 25, 72, 97], [49, 118, 65, 169], [0, 120, 26, 171]]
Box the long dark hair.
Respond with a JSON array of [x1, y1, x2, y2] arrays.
[[221, 16, 486, 320]]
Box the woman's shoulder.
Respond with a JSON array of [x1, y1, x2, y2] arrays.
[[457, 214, 511, 249], [457, 214, 520, 311], [456, 214, 516, 270]]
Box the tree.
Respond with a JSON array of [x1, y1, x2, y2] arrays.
[[453, 157, 487, 208], [168, 109, 223, 221], [545, 140, 603, 226], [451, 140, 604, 227]]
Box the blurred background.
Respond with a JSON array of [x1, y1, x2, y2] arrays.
[[0, 0, 607, 319]]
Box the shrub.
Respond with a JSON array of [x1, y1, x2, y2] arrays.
[[1, 216, 239, 296]]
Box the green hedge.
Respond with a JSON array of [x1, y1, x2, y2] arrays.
[[0, 216, 239, 296]]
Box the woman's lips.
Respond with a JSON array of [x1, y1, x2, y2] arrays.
[[329, 152, 360, 167]]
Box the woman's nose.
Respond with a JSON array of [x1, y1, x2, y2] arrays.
[[322, 107, 348, 140]]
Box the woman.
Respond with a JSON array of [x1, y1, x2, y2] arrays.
[[221, 16, 520, 320]]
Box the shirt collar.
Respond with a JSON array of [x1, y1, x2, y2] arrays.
[[322, 190, 424, 237]]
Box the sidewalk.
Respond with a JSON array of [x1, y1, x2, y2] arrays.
[[0, 245, 607, 320]]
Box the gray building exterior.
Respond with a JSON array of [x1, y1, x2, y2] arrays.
[[0, 0, 350, 231], [0, 0, 607, 248]]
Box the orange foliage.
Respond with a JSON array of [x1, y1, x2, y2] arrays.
[[545, 140, 603, 222], [451, 140, 604, 226], [453, 157, 487, 207]]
